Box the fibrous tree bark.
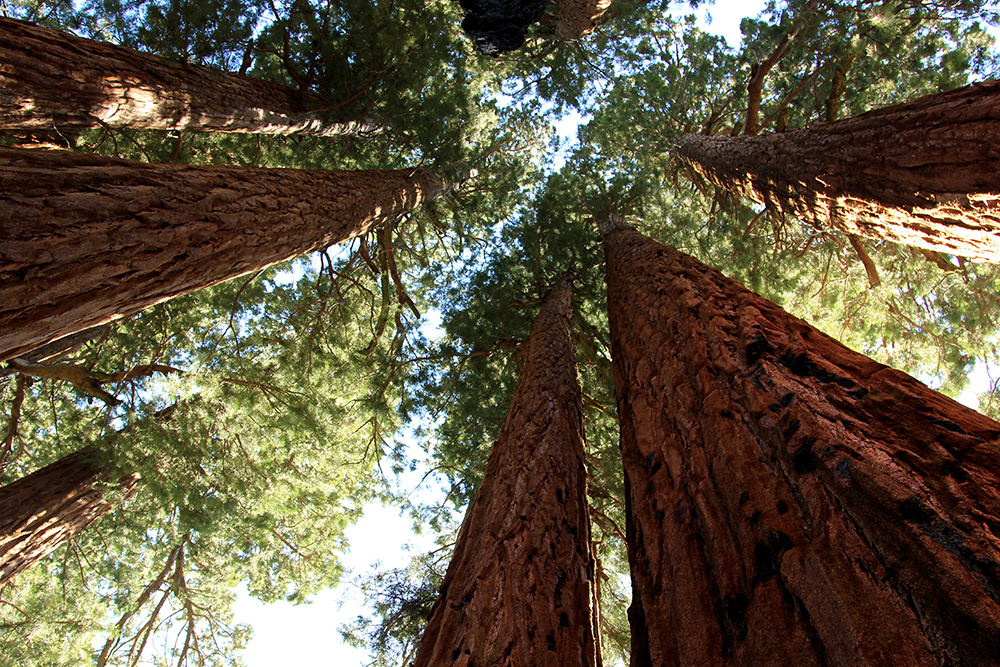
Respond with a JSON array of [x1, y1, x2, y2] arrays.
[[0, 449, 136, 586], [0, 146, 445, 361], [549, 0, 613, 41], [0, 18, 378, 136], [602, 221, 1000, 666], [413, 279, 602, 667], [676, 81, 1000, 260]]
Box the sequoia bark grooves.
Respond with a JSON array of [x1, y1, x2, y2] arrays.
[[675, 81, 1000, 259], [0, 449, 136, 585], [0, 17, 376, 136], [413, 279, 601, 667], [0, 147, 443, 361], [603, 222, 1000, 666]]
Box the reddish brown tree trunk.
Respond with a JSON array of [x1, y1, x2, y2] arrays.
[[676, 81, 1000, 259], [0, 147, 443, 361], [413, 279, 602, 667], [0, 18, 377, 136], [0, 449, 135, 585], [603, 222, 1000, 666]]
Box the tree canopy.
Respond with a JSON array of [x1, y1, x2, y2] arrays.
[[2, 0, 999, 664]]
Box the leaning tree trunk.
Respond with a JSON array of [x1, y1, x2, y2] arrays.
[[413, 279, 602, 667], [0, 449, 136, 585], [602, 220, 1000, 666], [0, 17, 377, 136], [0, 147, 444, 361], [675, 81, 1000, 260]]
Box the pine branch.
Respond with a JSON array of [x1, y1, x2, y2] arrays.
[[0, 374, 26, 469], [744, 0, 819, 134], [847, 234, 881, 288], [6, 359, 183, 406], [382, 223, 421, 318]]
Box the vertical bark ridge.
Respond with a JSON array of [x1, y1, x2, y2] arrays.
[[675, 81, 1000, 259], [413, 279, 602, 667], [0, 450, 136, 585], [0, 18, 378, 136], [603, 224, 1000, 666], [0, 147, 443, 361]]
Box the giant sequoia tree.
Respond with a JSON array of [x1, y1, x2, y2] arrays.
[[603, 219, 1000, 665], [0, 449, 137, 586], [0, 18, 377, 136], [413, 279, 602, 667], [676, 81, 1000, 260], [0, 146, 445, 361]]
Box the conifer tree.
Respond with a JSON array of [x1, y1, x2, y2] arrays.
[[0, 18, 377, 136], [675, 81, 1000, 259], [0, 146, 445, 361], [0, 449, 137, 585], [413, 279, 602, 667], [602, 218, 1000, 666]]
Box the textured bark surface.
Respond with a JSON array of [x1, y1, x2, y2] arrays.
[[0, 18, 375, 136], [413, 280, 601, 667], [0, 147, 442, 361], [0, 450, 134, 585], [676, 81, 1000, 259], [551, 0, 613, 40], [604, 224, 1000, 666]]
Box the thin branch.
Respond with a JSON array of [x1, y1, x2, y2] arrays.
[[744, 0, 819, 134], [126, 586, 173, 667], [582, 392, 616, 420], [824, 53, 856, 122], [362, 238, 393, 356], [917, 248, 960, 272], [886, 299, 965, 351], [589, 505, 627, 543], [0, 375, 26, 469], [0, 324, 112, 378], [742, 207, 768, 238], [847, 234, 881, 288], [5, 359, 182, 407], [97, 539, 186, 667], [382, 222, 421, 318], [756, 65, 821, 133], [7, 358, 121, 406]]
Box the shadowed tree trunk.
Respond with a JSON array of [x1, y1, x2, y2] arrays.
[[0, 17, 378, 136], [0, 449, 137, 585], [602, 220, 1000, 666], [413, 279, 602, 667], [0, 147, 445, 362], [675, 81, 1000, 260]]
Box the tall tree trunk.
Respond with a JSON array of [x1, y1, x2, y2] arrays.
[[0, 18, 378, 136], [413, 279, 602, 667], [602, 221, 1000, 666], [0, 147, 444, 361], [0, 449, 136, 585], [675, 81, 1000, 260]]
